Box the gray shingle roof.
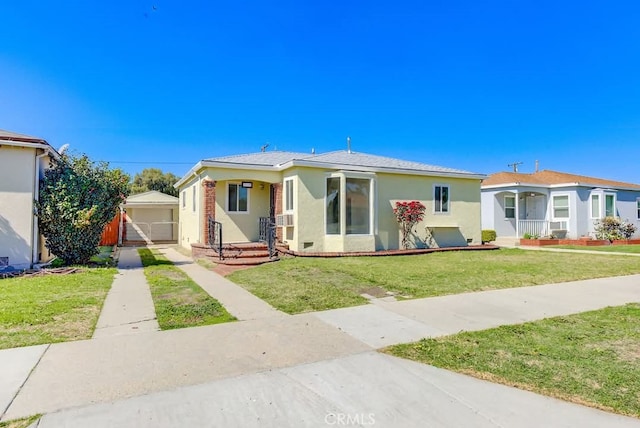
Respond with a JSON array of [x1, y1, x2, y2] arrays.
[[204, 150, 479, 176], [204, 151, 312, 166], [0, 129, 46, 143]]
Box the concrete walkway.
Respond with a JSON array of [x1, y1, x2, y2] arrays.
[[92, 247, 159, 338], [1, 249, 640, 426], [158, 246, 285, 320]]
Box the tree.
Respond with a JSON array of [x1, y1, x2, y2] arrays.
[[130, 168, 180, 196], [37, 154, 130, 264], [393, 201, 426, 249]]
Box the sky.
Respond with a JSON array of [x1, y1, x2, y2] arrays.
[[2, 1, 640, 183]]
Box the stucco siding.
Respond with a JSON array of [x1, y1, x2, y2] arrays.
[[215, 180, 272, 243], [288, 167, 326, 252], [0, 147, 36, 268], [178, 176, 201, 249]]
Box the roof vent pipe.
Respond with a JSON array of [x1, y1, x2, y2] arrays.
[[347, 136, 352, 154]]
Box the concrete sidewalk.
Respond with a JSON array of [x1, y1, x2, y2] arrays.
[[33, 351, 640, 428], [313, 274, 640, 347], [158, 246, 285, 320], [92, 247, 159, 338]]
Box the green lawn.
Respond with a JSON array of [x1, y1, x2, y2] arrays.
[[551, 245, 640, 253], [138, 248, 235, 329], [386, 304, 640, 417], [0, 268, 115, 349], [228, 248, 640, 314]]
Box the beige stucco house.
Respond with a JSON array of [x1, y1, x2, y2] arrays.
[[0, 129, 58, 269], [176, 150, 485, 255]]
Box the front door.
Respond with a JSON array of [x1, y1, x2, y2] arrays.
[[526, 195, 544, 219], [269, 184, 276, 218]]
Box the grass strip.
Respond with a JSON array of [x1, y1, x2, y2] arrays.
[[385, 304, 640, 417], [0, 415, 42, 428], [0, 268, 115, 349], [550, 245, 640, 253], [138, 248, 235, 329], [228, 248, 640, 314]]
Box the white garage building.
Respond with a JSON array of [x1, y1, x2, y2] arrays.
[[121, 191, 179, 244]]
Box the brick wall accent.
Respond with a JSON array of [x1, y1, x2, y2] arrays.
[[272, 183, 283, 242], [202, 179, 216, 244]]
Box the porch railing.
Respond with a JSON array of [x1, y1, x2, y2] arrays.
[[258, 217, 277, 258], [207, 216, 223, 260], [518, 220, 568, 238]]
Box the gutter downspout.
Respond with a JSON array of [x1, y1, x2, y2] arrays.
[[32, 150, 49, 266]]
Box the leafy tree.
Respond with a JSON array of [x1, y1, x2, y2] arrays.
[[130, 168, 180, 196], [37, 154, 130, 264]]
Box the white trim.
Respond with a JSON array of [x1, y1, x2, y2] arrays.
[[226, 182, 250, 214], [433, 183, 451, 215], [482, 182, 640, 192]]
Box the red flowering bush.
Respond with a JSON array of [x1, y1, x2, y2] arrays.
[[393, 201, 426, 249]]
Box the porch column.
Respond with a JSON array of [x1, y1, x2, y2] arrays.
[[514, 190, 520, 238], [202, 179, 216, 244], [272, 183, 283, 242]]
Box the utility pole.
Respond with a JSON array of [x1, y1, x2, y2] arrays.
[[508, 161, 523, 173]]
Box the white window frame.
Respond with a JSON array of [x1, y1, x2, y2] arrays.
[[227, 182, 250, 214], [552, 194, 570, 220], [284, 178, 294, 213], [604, 193, 616, 218], [433, 184, 450, 214], [504, 195, 515, 219], [192, 186, 196, 212], [590, 194, 600, 219]]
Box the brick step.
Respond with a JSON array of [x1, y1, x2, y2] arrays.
[[212, 256, 280, 266], [223, 250, 271, 259]]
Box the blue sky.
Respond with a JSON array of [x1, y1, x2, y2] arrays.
[[2, 1, 640, 182]]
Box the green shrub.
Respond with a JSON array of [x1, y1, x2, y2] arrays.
[[482, 230, 497, 243], [594, 217, 637, 242]]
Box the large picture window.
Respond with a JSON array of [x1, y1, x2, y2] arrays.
[[346, 178, 370, 234], [504, 195, 515, 219], [434, 185, 449, 213], [228, 183, 248, 213], [326, 177, 341, 234], [553, 195, 569, 218], [284, 179, 294, 212]]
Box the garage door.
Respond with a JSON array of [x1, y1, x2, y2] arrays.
[[127, 208, 174, 242]]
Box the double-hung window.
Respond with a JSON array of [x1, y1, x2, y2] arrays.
[[504, 195, 515, 219], [552, 195, 569, 219], [434, 185, 450, 213], [228, 183, 249, 213]]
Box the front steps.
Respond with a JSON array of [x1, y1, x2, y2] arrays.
[[201, 242, 280, 266]]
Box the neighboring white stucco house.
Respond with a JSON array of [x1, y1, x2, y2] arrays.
[[481, 169, 640, 240], [0, 129, 58, 269], [175, 149, 486, 255]]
